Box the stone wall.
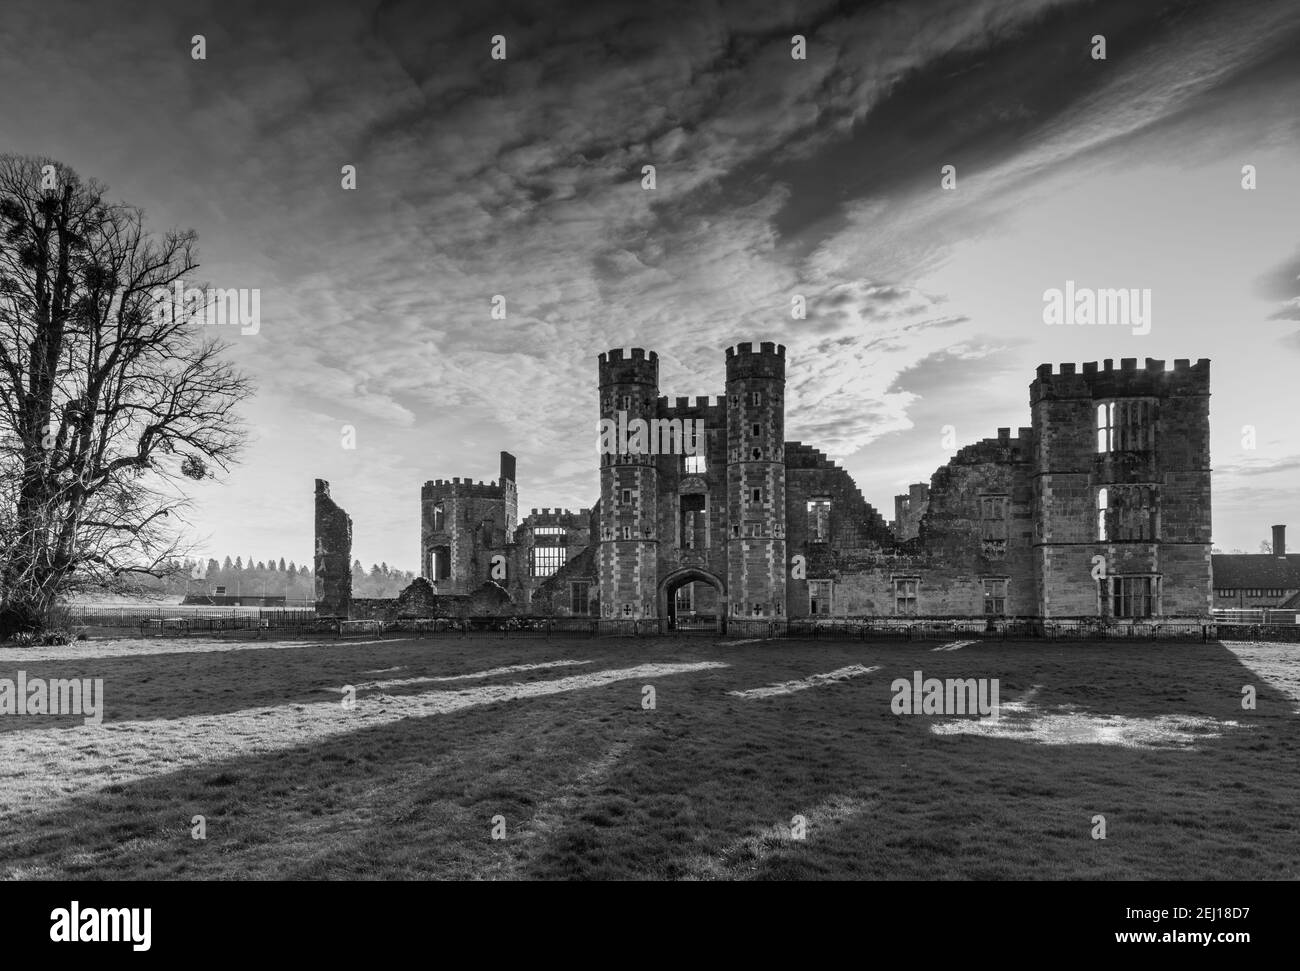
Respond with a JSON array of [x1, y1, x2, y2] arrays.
[[314, 479, 352, 618]]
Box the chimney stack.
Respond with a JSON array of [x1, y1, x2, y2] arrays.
[[1273, 524, 1286, 558]]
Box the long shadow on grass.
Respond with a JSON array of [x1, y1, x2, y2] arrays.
[[3, 638, 1297, 879], [0, 635, 693, 731]]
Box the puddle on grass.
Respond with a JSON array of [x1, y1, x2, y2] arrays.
[[932, 695, 1242, 749]]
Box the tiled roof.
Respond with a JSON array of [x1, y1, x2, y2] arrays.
[[1211, 554, 1300, 589]]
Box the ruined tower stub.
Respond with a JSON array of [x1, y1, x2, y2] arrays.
[[420, 451, 516, 596], [725, 342, 787, 618], [315, 478, 353, 618], [598, 348, 660, 619]]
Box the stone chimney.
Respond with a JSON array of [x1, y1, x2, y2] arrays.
[[1273, 524, 1286, 558]]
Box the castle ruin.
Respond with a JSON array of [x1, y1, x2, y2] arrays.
[[316, 345, 1212, 629]]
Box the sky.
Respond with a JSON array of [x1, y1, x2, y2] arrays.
[[2, 0, 1298, 570]]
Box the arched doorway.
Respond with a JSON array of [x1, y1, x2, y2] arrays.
[[659, 568, 726, 635]]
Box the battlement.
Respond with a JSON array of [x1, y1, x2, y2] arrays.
[[598, 347, 658, 365], [422, 478, 508, 500], [598, 347, 660, 388], [523, 506, 592, 528], [726, 341, 787, 381], [726, 341, 786, 359], [1031, 357, 1209, 402], [656, 394, 727, 426]]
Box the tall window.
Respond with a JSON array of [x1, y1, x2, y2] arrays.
[[680, 494, 706, 549], [675, 584, 694, 613], [530, 526, 566, 577], [809, 580, 833, 615], [807, 499, 831, 541], [1096, 402, 1114, 453], [430, 546, 450, 580], [894, 578, 919, 616], [980, 495, 1008, 549], [1112, 576, 1154, 618], [570, 581, 590, 615], [1097, 487, 1108, 541], [983, 579, 1007, 615], [431, 503, 445, 532], [1097, 399, 1155, 453]]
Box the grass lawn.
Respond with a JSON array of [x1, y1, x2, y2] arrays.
[[1, 632, 1297, 880]]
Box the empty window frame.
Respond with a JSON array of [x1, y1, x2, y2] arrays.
[[894, 578, 919, 616], [1099, 485, 1157, 541], [680, 494, 707, 549], [808, 579, 833, 615], [983, 579, 1007, 615], [807, 499, 831, 542], [1097, 399, 1155, 453], [430, 546, 451, 581]]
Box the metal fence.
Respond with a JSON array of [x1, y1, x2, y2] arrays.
[[728, 617, 1300, 642], [67, 605, 318, 632], [59, 606, 1300, 643]]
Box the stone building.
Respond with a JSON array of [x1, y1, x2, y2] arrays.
[[315, 347, 1213, 627]]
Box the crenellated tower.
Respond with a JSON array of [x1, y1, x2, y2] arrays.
[[1030, 357, 1211, 618], [420, 450, 517, 595], [725, 342, 787, 618], [597, 348, 660, 619]]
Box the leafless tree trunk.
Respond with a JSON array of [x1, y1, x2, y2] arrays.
[[0, 155, 252, 636]]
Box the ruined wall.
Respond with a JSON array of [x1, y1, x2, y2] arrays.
[[420, 476, 513, 596], [314, 479, 352, 618], [785, 442, 897, 618], [917, 428, 1037, 616], [892, 483, 930, 540], [514, 506, 593, 609]]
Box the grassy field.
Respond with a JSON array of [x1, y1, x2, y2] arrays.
[[1, 632, 1298, 880]]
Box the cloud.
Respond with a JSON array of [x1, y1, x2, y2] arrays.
[[4, 0, 1299, 563]]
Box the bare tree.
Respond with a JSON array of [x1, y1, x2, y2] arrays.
[[0, 155, 252, 636]]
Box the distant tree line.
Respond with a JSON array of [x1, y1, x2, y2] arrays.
[[132, 557, 416, 601]]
